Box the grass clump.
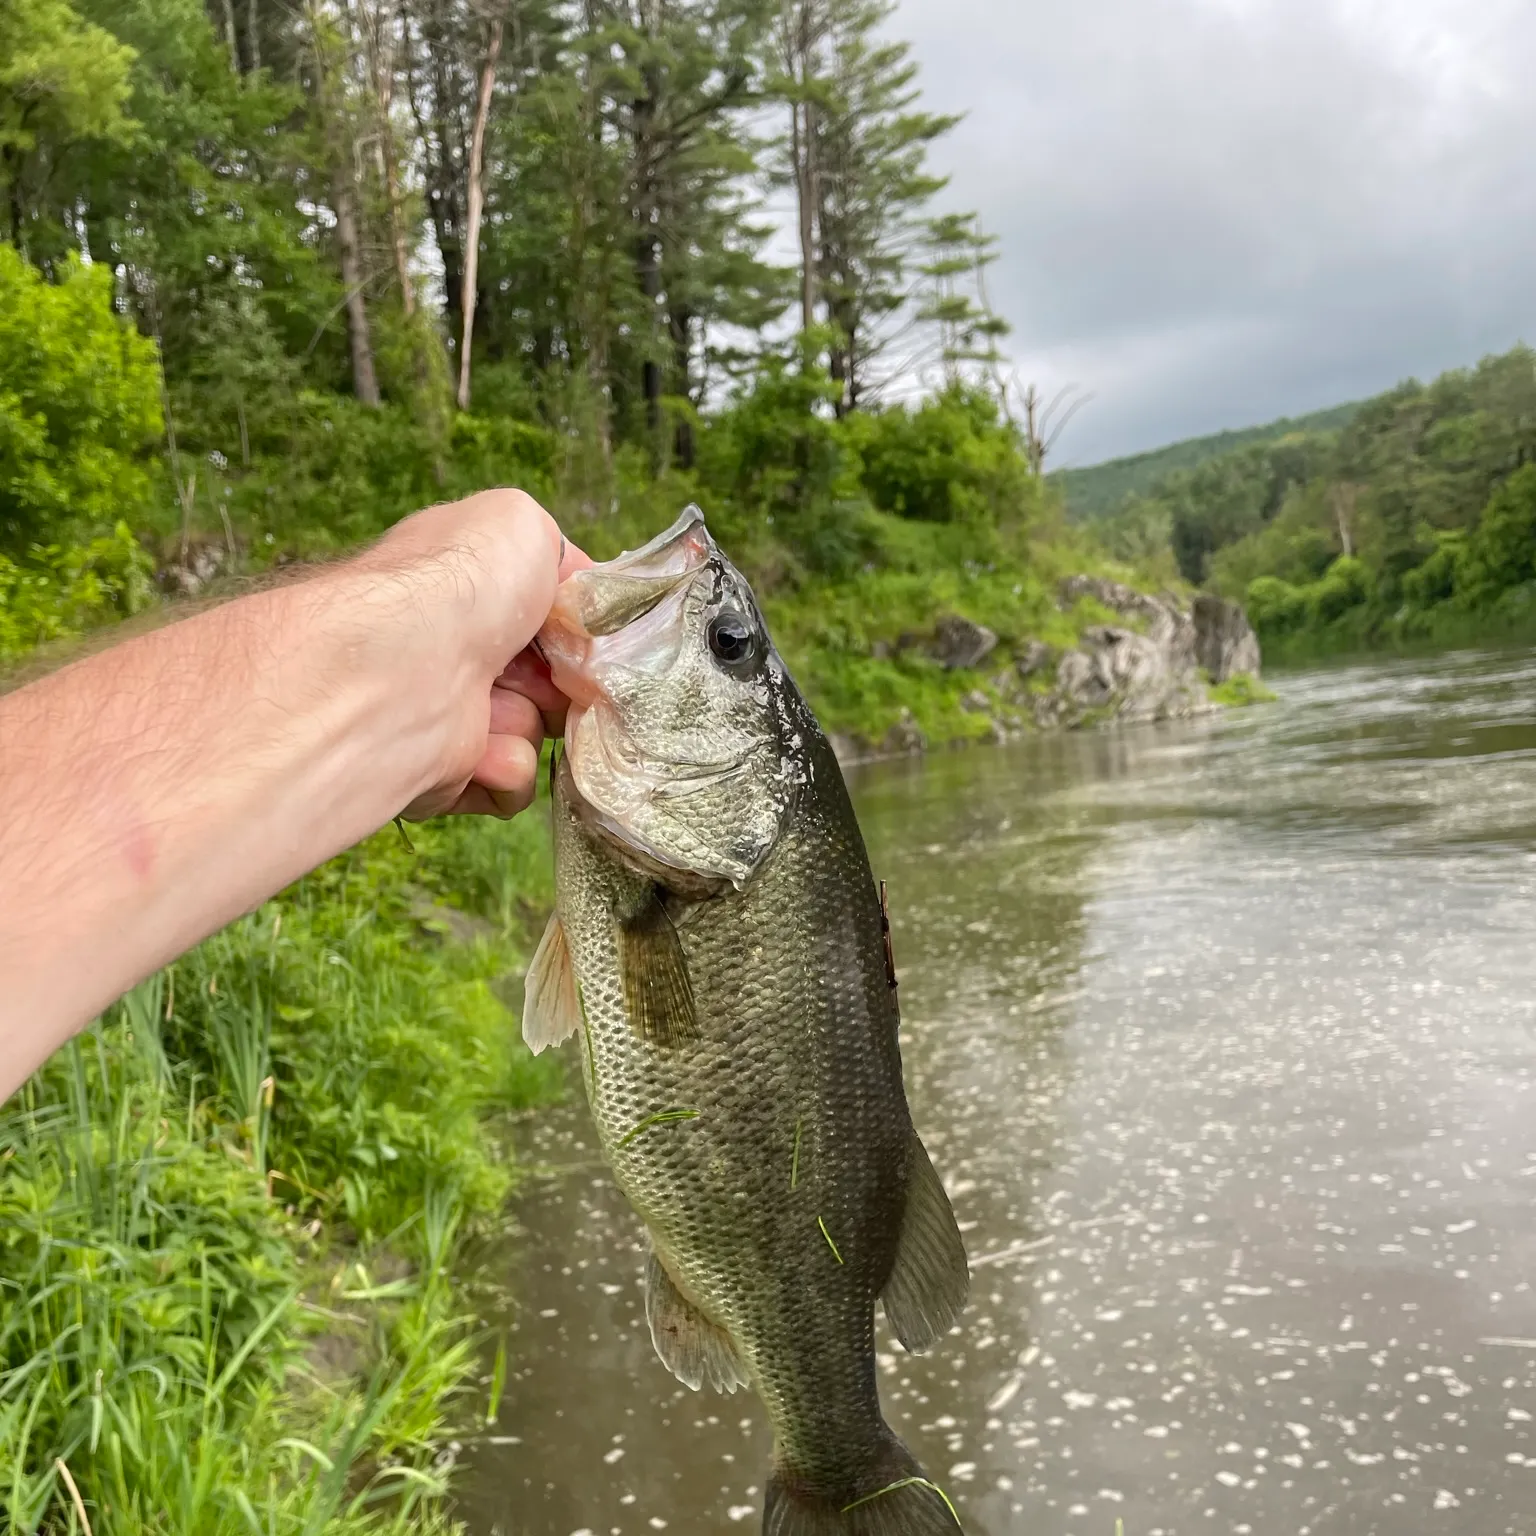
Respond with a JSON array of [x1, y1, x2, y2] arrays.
[[1205, 672, 1276, 708], [1, 813, 562, 1534]]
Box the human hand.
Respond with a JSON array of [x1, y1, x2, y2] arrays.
[[348, 488, 589, 821]]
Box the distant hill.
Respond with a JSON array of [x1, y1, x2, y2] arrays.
[[1052, 400, 1363, 522]]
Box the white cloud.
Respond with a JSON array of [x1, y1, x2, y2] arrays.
[[893, 0, 1536, 462]]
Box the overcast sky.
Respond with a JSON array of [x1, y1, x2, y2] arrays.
[[892, 0, 1536, 466]]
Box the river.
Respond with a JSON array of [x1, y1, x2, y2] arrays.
[[458, 650, 1536, 1536]]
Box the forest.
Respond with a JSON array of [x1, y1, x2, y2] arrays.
[[1089, 345, 1536, 660]]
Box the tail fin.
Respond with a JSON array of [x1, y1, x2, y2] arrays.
[[763, 1432, 961, 1535]]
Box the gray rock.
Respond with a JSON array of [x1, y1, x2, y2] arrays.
[[1034, 573, 1255, 727], [930, 613, 998, 670], [959, 689, 992, 714], [1193, 594, 1261, 681], [882, 708, 927, 755], [1016, 639, 1054, 679]]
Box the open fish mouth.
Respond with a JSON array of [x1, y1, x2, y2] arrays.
[[538, 506, 779, 891], [538, 506, 714, 703]]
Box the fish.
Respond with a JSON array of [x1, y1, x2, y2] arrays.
[[524, 506, 969, 1536]]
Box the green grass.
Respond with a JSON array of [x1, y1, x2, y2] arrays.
[[1205, 671, 1276, 707], [761, 511, 1143, 748], [1, 813, 563, 1534]]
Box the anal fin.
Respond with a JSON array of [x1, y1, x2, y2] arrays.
[[616, 893, 700, 1047], [522, 911, 581, 1054], [881, 1134, 969, 1354], [644, 1249, 749, 1394]]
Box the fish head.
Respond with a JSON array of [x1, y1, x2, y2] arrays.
[[538, 506, 805, 892]]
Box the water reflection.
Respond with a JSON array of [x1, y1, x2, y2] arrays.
[[461, 650, 1536, 1536]]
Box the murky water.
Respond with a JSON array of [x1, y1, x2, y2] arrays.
[[460, 651, 1536, 1536]]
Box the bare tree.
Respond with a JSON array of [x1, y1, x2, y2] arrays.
[[779, 0, 825, 334], [1009, 379, 1090, 477], [1329, 480, 1359, 557], [457, 5, 505, 409]]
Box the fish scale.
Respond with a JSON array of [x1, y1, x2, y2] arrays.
[[524, 506, 970, 1535]]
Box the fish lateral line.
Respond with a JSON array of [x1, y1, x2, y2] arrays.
[[817, 1214, 844, 1264], [841, 1475, 962, 1527], [616, 1107, 700, 1150]]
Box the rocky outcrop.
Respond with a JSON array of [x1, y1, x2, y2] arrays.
[[828, 579, 1262, 765], [1193, 593, 1262, 682], [1031, 577, 1259, 729]]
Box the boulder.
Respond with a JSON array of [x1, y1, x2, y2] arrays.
[[1192, 594, 1261, 682], [1015, 639, 1054, 679], [929, 613, 998, 671], [882, 708, 927, 756]]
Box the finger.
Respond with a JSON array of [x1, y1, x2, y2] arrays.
[[494, 649, 567, 716], [470, 733, 541, 814], [487, 685, 545, 742], [557, 532, 594, 580]]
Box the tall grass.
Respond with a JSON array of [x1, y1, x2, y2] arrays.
[[1, 812, 563, 1534]]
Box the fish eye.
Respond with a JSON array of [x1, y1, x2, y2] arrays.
[[707, 610, 758, 670]]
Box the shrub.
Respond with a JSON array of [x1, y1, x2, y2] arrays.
[[0, 522, 154, 662], [0, 246, 163, 555]]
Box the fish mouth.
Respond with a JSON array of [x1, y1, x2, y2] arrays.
[[538, 506, 713, 703], [541, 507, 764, 893]]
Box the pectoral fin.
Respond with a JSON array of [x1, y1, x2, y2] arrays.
[[644, 1249, 748, 1393], [616, 894, 700, 1047], [522, 911, 581, 1054], [881, 1134, 969, 1354]]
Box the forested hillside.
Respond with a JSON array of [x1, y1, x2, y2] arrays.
[[1053, 400, 1360, 523], [1085, 346, 1536, 659]]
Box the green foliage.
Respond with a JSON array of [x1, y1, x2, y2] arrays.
[[1053, 399, 1362, 522], [1205, 671, 1276, 708], [0, 246, 163, 554], [1084, 344, 1536, 660], [1, 812, 563, 1531], [0, 0, 135, 233], [0, 522, 153, 661], [848, 386, 1028, 525]]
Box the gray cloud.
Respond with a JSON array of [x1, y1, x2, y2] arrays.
[[894, 0, 1536, 463]]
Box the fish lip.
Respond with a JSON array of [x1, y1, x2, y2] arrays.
[[537, 506, 715, 701]]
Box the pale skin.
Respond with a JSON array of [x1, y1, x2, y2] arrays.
[[0, 489, 588, 1103]]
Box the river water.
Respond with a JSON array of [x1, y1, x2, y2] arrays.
[[459, 651, 1536, 1536]]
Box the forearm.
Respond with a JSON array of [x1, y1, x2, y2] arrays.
[[0, 564, 460, 1096]]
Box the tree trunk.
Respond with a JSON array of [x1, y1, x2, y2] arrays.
[[632, 54, 664, 445], [458, 14, 503, 411], [368, 0, 414, 316], [333, 167, 382, 406], [786, 2, 820, 333], [669, 301, 695, 468], [222, 0, 239, 69], [246, 0, 261, 70]]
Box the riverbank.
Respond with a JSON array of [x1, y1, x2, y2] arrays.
[[0, 813, 563, 1534]]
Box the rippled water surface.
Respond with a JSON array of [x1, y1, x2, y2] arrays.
[[460, 651, 1536, 1536]]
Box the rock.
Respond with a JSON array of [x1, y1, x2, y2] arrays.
[[1192, 594, 1261, 681], [882, 708, 927, 756], [161, 540, 228, 597], [929, 613, 998, 671], [959, 689, 991, 714], [1030, 573, 1256, 727], [1016, 639, 1054, 679]]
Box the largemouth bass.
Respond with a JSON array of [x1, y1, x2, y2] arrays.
[[524, 507, 969, 1535]]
